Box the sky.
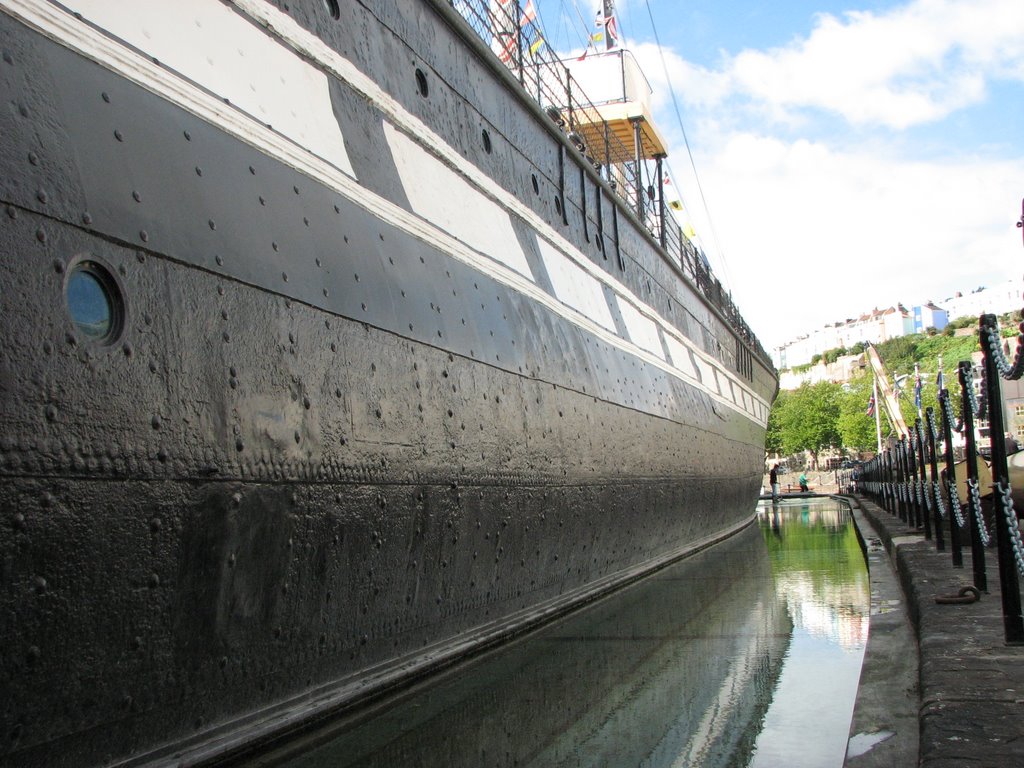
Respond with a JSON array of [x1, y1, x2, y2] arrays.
[[529, 0, 1024, 352]]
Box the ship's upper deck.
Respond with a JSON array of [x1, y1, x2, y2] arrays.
[[452, 0, 771, 369]]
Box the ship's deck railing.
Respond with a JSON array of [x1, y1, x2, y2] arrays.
[[450, 0, 769, 364]]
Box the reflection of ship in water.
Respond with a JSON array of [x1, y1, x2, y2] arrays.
[[242, 524, 791, 767]]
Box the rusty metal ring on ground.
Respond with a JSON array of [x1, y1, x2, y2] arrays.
[[934, 586, 981, 605]]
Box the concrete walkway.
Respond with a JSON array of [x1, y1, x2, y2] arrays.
[[844, 493, 1024, 768]]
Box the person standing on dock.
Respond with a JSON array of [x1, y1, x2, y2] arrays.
[[769, 464, 780, 503], [799, 471, 809, 493]]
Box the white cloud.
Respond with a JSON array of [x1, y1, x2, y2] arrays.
[[651, 0, 1024, 129], [620, 0, 1024, 352], [686, 135, 1024, 350]]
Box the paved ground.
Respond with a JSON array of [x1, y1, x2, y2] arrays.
[[844, 493, 1024, 768]]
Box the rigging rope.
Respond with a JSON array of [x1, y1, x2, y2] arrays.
[[640, 0, 732, 291]]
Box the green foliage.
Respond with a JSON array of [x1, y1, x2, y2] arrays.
[[822, 346, 846, 364], [810, 353, 822, 366], [760, 511, 867, 590], [837, 372, 885, 450], [848, 342, 865, 355], [946, 315, 976, 330], [916, 334, 978, 364], [873, 336, 919, 374], [769, 327, 995, 454], [765, 389, 787, 455], [772, 381, 841, 462]]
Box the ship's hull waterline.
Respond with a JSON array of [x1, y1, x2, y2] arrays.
[[0, 0, 777, 765]]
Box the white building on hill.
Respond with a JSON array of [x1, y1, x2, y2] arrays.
[[773, 277, 1024, 370], [774, 305, 912, 369], [939, 278, 1024, 325]]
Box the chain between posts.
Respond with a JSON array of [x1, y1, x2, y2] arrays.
[[980, 315, 1024, 579], [998, 481, 1024, 576], [856, 308, 1024, 643]]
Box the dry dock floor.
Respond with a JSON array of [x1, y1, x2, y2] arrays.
[[844, 493, 1024, 768]]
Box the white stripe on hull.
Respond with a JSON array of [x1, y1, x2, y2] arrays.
[[0, 0, 769, 427]]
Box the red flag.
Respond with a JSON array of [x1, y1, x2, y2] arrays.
[[521, 0, 537, 26]]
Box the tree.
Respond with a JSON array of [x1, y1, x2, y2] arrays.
[[765, 389, 788, 456], [776, 381, 842, 466]]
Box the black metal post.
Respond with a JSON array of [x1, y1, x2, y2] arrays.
[[925, 408, 946, 552], [937, 392, 963, 567], [632, 118, 643, 220], [885, 449, 895, 514], [655, 154, 666, 249], [557, 144, 568, 226], [958, 361, 987, 592], [980, 315, 1024, 643], [514, 3, 524, 85], [603, 122, 611, 184], [915, 421, 933, 541], [566, 76, 575, 133], [580, 166, 589, 242], [895, 437, 907, 523]]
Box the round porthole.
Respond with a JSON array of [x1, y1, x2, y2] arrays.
[[323, 0, 341, 21], [65, 258, 124, 344]]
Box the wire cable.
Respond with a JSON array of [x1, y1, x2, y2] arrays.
[[642, 0, 733, 291]]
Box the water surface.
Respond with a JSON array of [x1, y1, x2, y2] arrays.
[[248, 498, 868, 767]]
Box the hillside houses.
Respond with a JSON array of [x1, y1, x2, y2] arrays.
[[773, 278, 1024, 370]]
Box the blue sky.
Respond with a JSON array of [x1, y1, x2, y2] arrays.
[[529, 0, 1024, 351]]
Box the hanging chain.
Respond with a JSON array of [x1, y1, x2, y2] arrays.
[[948, 482, 967, 529], [982, 318, 1024, 381], [961, 365, 980, 420], [967, 478, 991, 547], [944, 385, 966, 434], [933, 481, 946, 518], [916, 422, 931, 512], [996, 481, 1024, 576]]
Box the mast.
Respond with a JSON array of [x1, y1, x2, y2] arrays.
[[602, 0, 617, 50], [873, 376, 883, 453], [865, 343, 910, 438]]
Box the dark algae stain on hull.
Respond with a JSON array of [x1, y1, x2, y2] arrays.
[[0, 1, 777, 765], [236, 524, 790, 768]]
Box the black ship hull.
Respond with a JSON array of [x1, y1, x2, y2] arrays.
[[0, 1, 777, 765]]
